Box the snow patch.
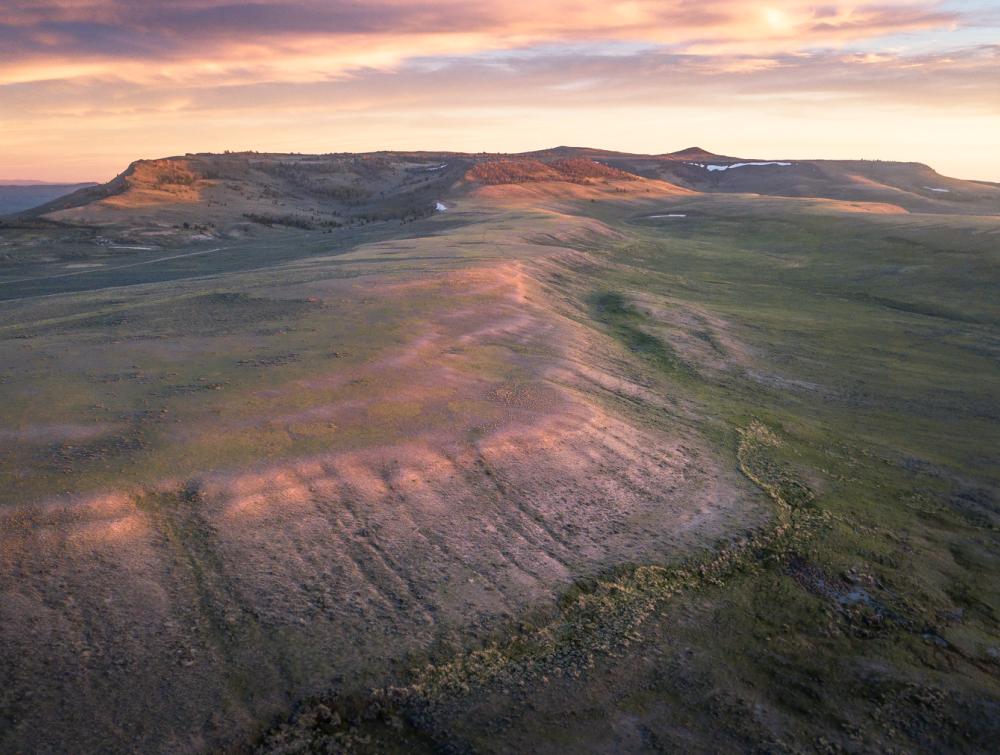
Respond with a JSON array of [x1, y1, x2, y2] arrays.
[[924, 186, 950, 193], [435, 202, 448, 212], [426, 163, 448, 171], [648, 213, 688, 218], [689, 161, 792, 171], [109, 245, 155, 250]]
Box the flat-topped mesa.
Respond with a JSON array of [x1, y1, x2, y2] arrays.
[[8, 147, 998, 238], [14, 157, 211, 220], [15, 152, 475, 240]]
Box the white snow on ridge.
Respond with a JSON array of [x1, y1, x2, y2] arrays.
[[435, 202, 448, 212], [426, 163, 448, 171], [688, 161, 793, 171], [648, 213, 687, 218], [924, 186, 951, 193]]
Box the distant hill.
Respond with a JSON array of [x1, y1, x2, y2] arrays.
[[15, 153, 480, 243], [0, 182, 98, 215], [14, 148, 998, 243], [596, 149, 1000, 213]]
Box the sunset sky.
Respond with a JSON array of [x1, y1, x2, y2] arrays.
[[1, 0, 998, 182]]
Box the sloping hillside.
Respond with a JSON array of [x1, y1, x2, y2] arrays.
[[1, 145, 998, 755], [23, 152, 473, 243], [600, 149, 1000, 214], [465, 158, 639, 185], [17, 148, 998, 247]]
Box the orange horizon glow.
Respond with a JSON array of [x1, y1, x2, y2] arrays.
[[1, 0, 998, 182]]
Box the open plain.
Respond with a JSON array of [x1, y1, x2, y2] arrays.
[[1, 149, 998, 752]]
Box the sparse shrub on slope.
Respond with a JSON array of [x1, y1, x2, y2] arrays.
[[465, 160, 563, 185], [242, 211, 342, 229], [549, 158, 638, 182], [129, 159, 201, 189], [466, 158, 639, 185]]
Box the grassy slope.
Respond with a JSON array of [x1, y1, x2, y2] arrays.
[[1, 180, 997, 752], [260, 197, 1000, 752], [2, 196, 764, 752]]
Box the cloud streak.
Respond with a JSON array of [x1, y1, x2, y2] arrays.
[[0, 1, 997, 180], [0, 1, 966, 84]]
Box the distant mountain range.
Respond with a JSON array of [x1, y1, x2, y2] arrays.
[[0, 182, 98, 215], [0, 179, 84, 186]]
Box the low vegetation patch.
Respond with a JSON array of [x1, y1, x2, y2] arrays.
[[591, 291, 693, 376], [256, 421, 827, 752], [466, 158, 638, 185]]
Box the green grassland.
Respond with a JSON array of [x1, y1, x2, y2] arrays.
[[258, 196, 1000, 752], [1, 184, 998, 753]]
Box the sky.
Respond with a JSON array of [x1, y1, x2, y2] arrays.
[[1, 0, 998, 182]]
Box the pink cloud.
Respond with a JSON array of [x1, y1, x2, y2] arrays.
[[0, 1, 967, 86], [1, 1, 997, 181]]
